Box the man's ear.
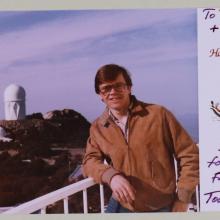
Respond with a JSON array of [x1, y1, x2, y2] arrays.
[[99, 94, 104, 102], [128, 86, 132, 94]]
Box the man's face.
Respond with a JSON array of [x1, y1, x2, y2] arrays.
[[98, 74, 131, 112]]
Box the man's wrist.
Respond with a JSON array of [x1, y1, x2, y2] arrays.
[[101, 167, 121, 185]]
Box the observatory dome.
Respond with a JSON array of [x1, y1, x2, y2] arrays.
[[4, 84, 26, 102]]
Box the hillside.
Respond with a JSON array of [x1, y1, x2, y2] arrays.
[[0, 109, 106, 213]]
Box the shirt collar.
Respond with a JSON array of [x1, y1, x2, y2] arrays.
[[99, 95, 148, 127]]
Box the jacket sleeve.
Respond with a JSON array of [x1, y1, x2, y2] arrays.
[[82, 124, 120, 184], [164, 108, 199, 203]]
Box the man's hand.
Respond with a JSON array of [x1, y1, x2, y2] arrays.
[[171, 199, 189, 212], [110, 175, 136, 204]]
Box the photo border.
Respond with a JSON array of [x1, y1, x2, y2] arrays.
[[0, 0, 220, 219], [0, 0, 220, 10]]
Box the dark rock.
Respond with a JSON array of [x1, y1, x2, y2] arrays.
[[26, 112, 44, 120], [0, 108, 95, 212]]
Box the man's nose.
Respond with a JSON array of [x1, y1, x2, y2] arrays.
[[109, 86, 117, 94]]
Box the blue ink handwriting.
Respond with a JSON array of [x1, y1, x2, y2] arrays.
[[204, 191, 220, 204]]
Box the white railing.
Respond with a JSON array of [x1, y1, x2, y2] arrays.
[[0, 207, 14, 213], [2, 177, 105, 214], [2, 159, 199, 214]]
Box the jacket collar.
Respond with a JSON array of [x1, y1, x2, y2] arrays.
[[99, 95, 149, 127]]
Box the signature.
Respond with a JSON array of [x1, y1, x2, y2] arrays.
[[204, 191, 220, 204]]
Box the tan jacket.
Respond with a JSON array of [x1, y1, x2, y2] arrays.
[[82, 97, 199, 211]]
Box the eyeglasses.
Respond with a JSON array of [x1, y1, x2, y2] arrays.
[[99, 82, 128, 95]]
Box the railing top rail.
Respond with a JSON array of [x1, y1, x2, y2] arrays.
[[2, 177, 96, 214]]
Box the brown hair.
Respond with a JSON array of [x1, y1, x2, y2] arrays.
[[95, 64, 132, 94]]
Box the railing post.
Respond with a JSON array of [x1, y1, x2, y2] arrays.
[[40, 207, 46, 214], [83, 189, 88, 213], [196, 185, 200, 211], [2, 177, 98, 214], [63, 197, 69, 214], [100, 184, 105, 213]]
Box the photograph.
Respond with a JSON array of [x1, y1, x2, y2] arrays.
[[0, 8, 199, 214]]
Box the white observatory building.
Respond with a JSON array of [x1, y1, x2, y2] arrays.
[[4, 84, 26, 120]]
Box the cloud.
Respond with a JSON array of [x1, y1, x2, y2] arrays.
[[0, 9, 195, 69]]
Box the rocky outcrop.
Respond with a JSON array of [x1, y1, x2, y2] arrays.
[[0, 109, 94, 211], [0, 109, 90, 147]]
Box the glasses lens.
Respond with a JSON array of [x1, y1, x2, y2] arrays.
[[114, 83, 126, 91], [100, 83, 127, 95], [100, 85, 112, 94]]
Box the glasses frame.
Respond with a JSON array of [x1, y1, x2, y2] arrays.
[[99, 82, 128, 96]]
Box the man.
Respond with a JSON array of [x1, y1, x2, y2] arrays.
[[82, 64, 199, 213]]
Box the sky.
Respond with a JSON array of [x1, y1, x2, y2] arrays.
[[0, 9, 198, 138]]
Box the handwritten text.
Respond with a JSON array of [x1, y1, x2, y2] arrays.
[[203, 8, 216, 20], [204, 191, 220, 204], [209, 48, 220, 57]]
